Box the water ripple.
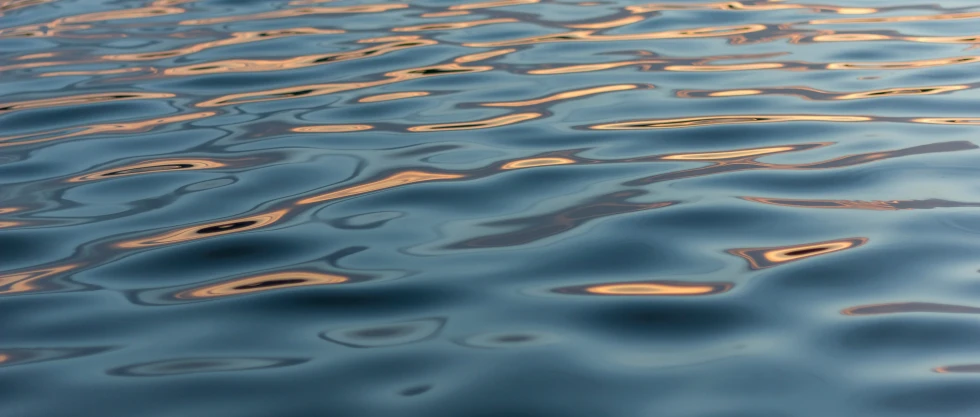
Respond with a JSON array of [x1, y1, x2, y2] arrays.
[[4, 0, 980, 415]]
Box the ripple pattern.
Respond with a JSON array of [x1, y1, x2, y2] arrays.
[[3, 0, 980, 416]]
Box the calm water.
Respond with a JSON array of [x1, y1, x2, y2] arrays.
[[4, 0, 980, 415]]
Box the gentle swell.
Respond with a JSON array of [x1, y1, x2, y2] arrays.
[[2, 0, 980, 416]]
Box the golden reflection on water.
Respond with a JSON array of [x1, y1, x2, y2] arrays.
[[809, 11, 980, 25], [116, 209, 291, 248], [678, 85, 971, 101], [291, 124, 374, 132], [482, 85, 640, 107], [110, 170, 463, 251], [501, 157, 576, 170], [664, 62, 786, 72], [180, 4, 409, 25], [408, 113, 541, 131], [0, 0, 52, 15], [1, 5, 185, 37], [554, 281, 733, 296], [661, 146, 797, 161], [0, 264, 81, 295], [0, 111, 216, 148], [67, 159, 228, 183], [394, 18, 517, 32], [358, 92, 430, 103], [826, 56, 980, 70], [420, 11, 471, 18], [729, 238, 868, 270], [174, 271, 349, 300], [15, 52, 58, 60], [464, 24, 768, 47], [911, 118, 980, 125], [60, 6, 184, 23], [197, 63, 492, 107], [741, 197, 980, 211], [298, 171, 464, 205], [448, 0, 538, 10], [626, 2, 876, 14], [165, 38, 436, 77], [41, 68, 145, 77], [842, 302, 980, 316], [454, 48, 516, 63], [567, 15, 646, 29], [103, 28, 344, 61], [0, 92, 174, 113], [591, 115, 871, 130]]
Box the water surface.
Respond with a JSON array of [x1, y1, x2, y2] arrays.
[[4, 0, 980, 416]]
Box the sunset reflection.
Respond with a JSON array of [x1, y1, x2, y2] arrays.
[[174, 271, 349, 300], [729, 238, 867, 269], [553, 281, 733, 296]]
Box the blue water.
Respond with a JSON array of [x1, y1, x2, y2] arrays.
[[5, 0, 980, 416]]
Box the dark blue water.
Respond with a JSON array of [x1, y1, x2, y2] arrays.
[[5, 0, 980, 415]]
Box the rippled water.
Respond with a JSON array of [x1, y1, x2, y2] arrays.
[[5, 0, 980, 415]]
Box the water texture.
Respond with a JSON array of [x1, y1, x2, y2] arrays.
[[3, 0, 980, 415]]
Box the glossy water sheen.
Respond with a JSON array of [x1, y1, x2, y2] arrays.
[[3, 0, 980, 416]]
